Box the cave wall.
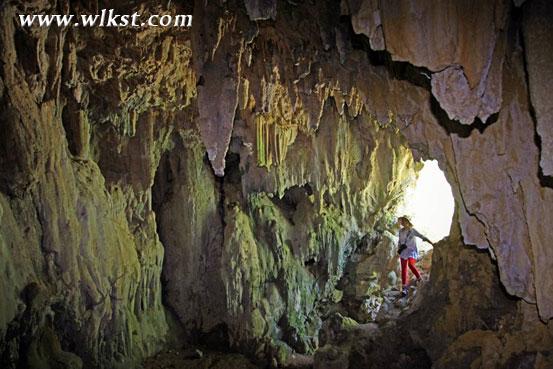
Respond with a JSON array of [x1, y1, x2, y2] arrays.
[[152, 82, 417, 362], [0, 1, 195, 367], [319, 218, 553, 369], [1, 0, 552, 368]]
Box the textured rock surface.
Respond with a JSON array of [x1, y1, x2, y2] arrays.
[[345, 0, 508, 124], [244, 0, 277, 21], [153, 129, 226, 335], [315, 221, 553, 369], [1, 0, 552, 368], [523, 0, 553, 177], [0, 1, 194, 368]]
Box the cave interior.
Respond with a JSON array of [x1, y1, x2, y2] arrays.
[[0, 0, 552, 369]]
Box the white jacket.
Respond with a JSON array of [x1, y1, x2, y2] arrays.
[[398, 227, 430, 260]]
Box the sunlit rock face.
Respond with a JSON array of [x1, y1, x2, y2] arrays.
[[1, 0, 552, 369], [345, 0, 507, 125]]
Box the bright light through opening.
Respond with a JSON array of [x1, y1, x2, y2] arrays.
[[396, 160, 454, 251]]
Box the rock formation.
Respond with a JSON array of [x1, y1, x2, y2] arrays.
[[0, 0, 551, 368]]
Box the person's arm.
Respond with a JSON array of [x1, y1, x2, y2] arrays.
[[413, 229, 433, 245]]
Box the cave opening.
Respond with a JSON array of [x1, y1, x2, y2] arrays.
[[336, 159, 455, 329], [390, 159, 455, 308], [396, 159, 455, 248]]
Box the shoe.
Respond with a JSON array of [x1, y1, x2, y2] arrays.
[[401, 287, 408, 297]]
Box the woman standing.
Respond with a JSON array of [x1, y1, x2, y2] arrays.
[[397, 216, 433, 297]]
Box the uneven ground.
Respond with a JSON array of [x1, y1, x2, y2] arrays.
[[1, 0, 552, 368]]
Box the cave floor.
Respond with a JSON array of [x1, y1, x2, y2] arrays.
[[142, 281, 426, 369], [375, 279, 427, 322], [143, 349, 262, 369]]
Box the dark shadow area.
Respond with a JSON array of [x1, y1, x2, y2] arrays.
[[347, 323, 433, 369], [221, 152, 242, 186], [13, 28, 39, 76], [269, 184, 313, 225], [533, 123, 553, 189], [152, 140, 236, 357], [150, 142, 191, 348], [429, 97, 497, 138], [346, 18, 431, 91], [516, 5, 553, 190], [524, 67, 553, 190], [194, 323, 231, 351], [152, 144, 176, 232]]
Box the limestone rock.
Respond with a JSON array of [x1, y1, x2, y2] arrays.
[[152, 130, 227, 335], [317, 224, 553, 369], [244, 0, 277, 21], [347, 0, 508, 124], [1, 1, 553, 368], [522, 0, 553, 177], [346, 0, 385, 50]]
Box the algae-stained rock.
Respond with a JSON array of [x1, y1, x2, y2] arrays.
[[2, 0, 553, 368], [0, 1, 194, 367], [153, 130, 227, 334]]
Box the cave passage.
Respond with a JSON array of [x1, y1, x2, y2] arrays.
[[2, 0, 553, 368], [358, 159, 457, 319]]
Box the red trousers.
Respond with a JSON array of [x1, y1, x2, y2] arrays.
[[400, 257, 421, 286]]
